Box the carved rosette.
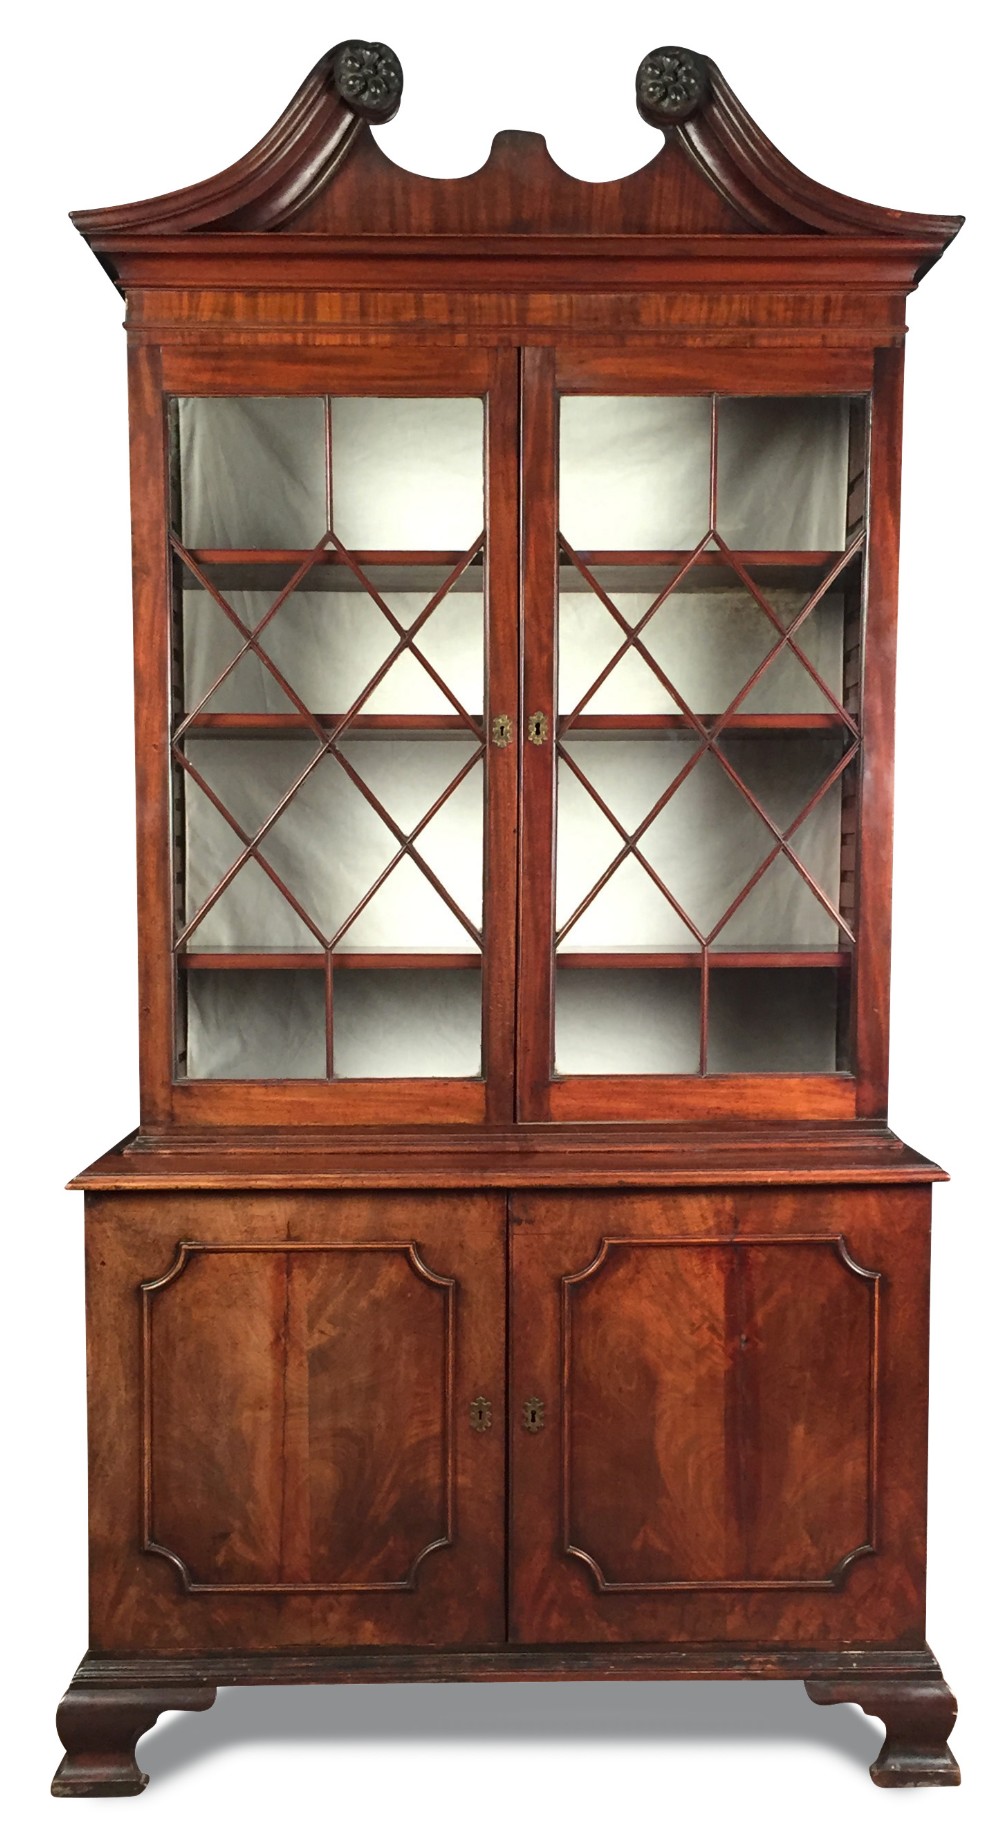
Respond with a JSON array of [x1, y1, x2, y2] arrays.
[[635, 46, 709, 126], [331, 40, 403, 124]]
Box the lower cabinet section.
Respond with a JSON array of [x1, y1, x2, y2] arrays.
[[85, 1183, 930, 1656]]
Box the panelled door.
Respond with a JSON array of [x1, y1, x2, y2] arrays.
[[156, 344, 518, 1128], [89, 1190, 507, 1653], [517, 346, 873, 1124], [508, 1188, 927, 1648], [158, 339, 877, 1131]]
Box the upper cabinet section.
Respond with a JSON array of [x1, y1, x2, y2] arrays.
[[71, 40, 962, 309]]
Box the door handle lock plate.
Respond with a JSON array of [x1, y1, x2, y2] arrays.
[[522, 1395, 545, 1433], [527, 711, 549, 746], [469, 1395, 493, 1432]]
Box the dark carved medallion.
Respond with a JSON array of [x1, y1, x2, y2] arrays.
[[635, 46, 709, 126], [332, 41, 403, 124]]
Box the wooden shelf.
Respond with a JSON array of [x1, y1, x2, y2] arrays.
[[557, 950, 849, 969], [180, 712, 483, 739], [181, 950, 482, 970], [176, 548, 857, 598], [179, 549, 484, 594], [560, 713, 845, 736], [558, 549, 861, 594]]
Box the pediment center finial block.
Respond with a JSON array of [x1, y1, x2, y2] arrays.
[[636, 45, 710, 125], [331, 38, 403, 123]]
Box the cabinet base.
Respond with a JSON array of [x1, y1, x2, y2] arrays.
[[53, 1645, 958, 1794]]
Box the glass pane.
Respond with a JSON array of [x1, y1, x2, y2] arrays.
[[553, 389, 864, 1083], [557, 741, 703, 951], [560, 397, 711, 548], [185, 971, 326, 1078], [178, 397, 326, 547], [181, 578, 484, 718], [558, 739, 820, 948], [711, 743, 843, 949], [331, 399, 484, 548], [556, 970, 700, 1074], [181, 740, 482, 952], [559, 565, 845, 723], [716, 397, 850, 550], [334, 970, 481, 1077], [735, 589, 844, 714], [708, 970, 839, 1072]]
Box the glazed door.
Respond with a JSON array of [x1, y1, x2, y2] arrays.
[[153, 346, 518, 1129], [517, 347, 870, 1123], [88, 1191, 507, 1652], [508, 1188, 927, 1647]]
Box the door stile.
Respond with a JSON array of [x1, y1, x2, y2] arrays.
[[516, 346, 559, 1121], [483, 348, 521, 1123], [853, 347, 902, 1119], [129, 341, 174, 1128]]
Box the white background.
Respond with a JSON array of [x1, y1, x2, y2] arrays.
[[3, 0, 994, 1839]]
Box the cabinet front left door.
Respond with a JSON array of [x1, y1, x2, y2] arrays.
[[140, 344, 518, 1129], [87, 1191, 506, 1651]]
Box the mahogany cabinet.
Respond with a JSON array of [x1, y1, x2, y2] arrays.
[[54, 39, 962, 1794]]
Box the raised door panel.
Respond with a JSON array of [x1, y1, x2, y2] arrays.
[[87, 1191, 505, 1650], [509, 1187, 929, 1646]]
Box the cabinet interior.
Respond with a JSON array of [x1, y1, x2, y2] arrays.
[[170, 390, 865, 1087]]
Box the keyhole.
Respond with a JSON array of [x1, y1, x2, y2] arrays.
[[522, 1395, 545, 1433], [527, 711, 549, 746]]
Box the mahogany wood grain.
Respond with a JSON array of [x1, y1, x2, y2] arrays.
[[86, 1190, 506, 1652], [128, 342, 173, 1126], [509, 1186, 929, 1647], [72, 46, 960, 262], [483, 347, 520, 1124], [804, 1673, 960, 1786], [128, 285, 911, 350], [51, 1684, 217, 1798], [145, 1243, 455, 1589], [557, 1238, 874, 1585], [555, 951, 850, 970], [71, 1124, 947, 1191], [516, 347, 558, 1120], [90, 240, 954, 301], [562, 713, 846, 734], [854, 347, 904, 1117], [168, 1078, 490, 1129], [292, 127, 752, 239], [545, 1076, 855, 1124], [67, 1642, 945, 1688], [185, 714, 481, 735], [180, 951, 482, 971], [554, 349, 874, 395], [160, 345, 493, 396]]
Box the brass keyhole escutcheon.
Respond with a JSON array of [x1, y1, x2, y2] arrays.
[[522, 1395, 545, 1433], [469, 1395, 493, 1432], [491, 714, 512, 748], [527, 711, 549, 746]]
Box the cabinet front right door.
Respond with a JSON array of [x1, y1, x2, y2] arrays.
[[516, 346, 871, 1126], [508, 1188, 928, 1648]]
